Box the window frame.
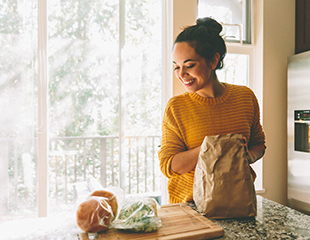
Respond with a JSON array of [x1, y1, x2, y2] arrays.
[[161, 0, 174, 206], [36, 0, 263, 213], [38, 0, 48, 218]]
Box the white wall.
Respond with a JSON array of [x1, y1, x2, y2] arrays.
[[171, 0, 296, 205]]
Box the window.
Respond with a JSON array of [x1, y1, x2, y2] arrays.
[[197, 0, 253, 87], [0, 0, 37, 220], [198, 0, 252, 44], [198, 0, 263, 192], [0, 0, 163, 221], [217, 53, 249, 86]]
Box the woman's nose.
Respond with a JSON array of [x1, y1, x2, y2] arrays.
[[179, 67, 188, 78]]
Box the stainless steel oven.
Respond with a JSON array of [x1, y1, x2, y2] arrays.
[[287, 51, 310, 215]]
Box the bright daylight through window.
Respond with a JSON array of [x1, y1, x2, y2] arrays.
[[0, 0, 162, 221]]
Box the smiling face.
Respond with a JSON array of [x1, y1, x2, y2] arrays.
[[173, 42, 218, 97]]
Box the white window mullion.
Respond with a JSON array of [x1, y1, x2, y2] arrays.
[[162, 0, 173, 107], [226, 43, 263, 191], [119, 0, 126, 191], [37, 0, 49, 218], [160, 0, 174, 205]]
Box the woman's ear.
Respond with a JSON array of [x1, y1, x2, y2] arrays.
[[210, 52, 220, 70]]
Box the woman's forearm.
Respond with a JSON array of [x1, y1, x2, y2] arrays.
[[171, 146, 201, 174], [247, 145, 265, 163]]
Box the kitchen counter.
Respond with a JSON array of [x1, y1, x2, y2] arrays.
[[1, 195, 310, 239], [188, 195, 310, 239]]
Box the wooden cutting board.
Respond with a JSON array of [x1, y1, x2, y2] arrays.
[[78, 203, 224, 240]]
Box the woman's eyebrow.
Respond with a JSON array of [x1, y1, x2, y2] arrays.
[[173, 59, 195, 64]]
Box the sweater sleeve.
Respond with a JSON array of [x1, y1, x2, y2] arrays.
[[248, 90, 266, 155], [158, 100, 186, 179]]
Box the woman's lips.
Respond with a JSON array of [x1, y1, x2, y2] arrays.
[[183, 79, 195, 86]]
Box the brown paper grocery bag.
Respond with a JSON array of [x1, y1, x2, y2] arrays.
[[193, 133, 256, 219]]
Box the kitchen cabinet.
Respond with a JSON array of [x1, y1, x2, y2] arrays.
[[296, 0, 310, 54]]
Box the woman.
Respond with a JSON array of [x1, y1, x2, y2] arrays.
[[158, 17, 266, 204]]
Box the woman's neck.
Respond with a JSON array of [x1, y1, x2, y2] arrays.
[[196, 77, 226, 98]]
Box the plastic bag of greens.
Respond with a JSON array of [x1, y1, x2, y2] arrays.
[[111, 197, 162, 232]]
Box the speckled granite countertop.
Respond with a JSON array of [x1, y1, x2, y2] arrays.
[[2, 195, 310, 239], [188, 195, 310, 239]]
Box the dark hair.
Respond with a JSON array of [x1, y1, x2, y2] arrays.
[[174, 17, 226, 70]]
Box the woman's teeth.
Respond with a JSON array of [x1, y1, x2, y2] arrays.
[[183, 79, 194, 84]]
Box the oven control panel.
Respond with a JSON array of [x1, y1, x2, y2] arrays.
[[295, 110, 310, 121]]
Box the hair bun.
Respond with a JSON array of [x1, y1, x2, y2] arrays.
[[196, 17, 222, 35]]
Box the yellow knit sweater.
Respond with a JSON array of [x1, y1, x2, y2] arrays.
[[158, 83, 266, 204]]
